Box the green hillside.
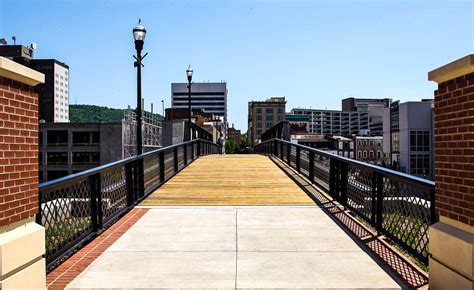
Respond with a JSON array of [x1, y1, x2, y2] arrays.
[[69, 104, 163, 123]]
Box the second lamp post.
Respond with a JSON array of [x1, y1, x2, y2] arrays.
[[133, 19, 147, 155], [186, 66, 193, 141]]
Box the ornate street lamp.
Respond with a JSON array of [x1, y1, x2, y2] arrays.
[[186, 66, 193, 141], [133, 19, 147, 155]]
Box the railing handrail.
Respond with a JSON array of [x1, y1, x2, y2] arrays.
[[39, 138, 216, 191], [258, 138, 435, 189]]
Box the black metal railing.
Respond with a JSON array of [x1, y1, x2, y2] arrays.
[[189, 121, 213, 141], [37, 139, 220, 271], [255, 139, 436, 265], [261, 120, 289, 142]]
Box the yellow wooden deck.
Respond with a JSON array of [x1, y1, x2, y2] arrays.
[[140, 154, 315, 206]]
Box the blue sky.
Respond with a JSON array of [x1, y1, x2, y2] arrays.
[[1, 0, 472, 130]]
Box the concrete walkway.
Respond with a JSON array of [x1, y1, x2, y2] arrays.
[[66, 206, 400, 289]]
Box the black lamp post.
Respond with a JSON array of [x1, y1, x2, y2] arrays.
[[133, 19, 147, 155], [186, 66, 193, 141]]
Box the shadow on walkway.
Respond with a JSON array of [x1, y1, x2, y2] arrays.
[[270, 156, 429, 290]]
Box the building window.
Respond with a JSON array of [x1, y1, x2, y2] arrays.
[[257, 122, 262, 128], [277, 108, 284, 114], [369, 150, 374, 158], [266, 122, 273, 128], [363, 140, 367, 146], [278, 114, 283, 121], [358, 151, 362, 159], [391, 132, 400, 152], [358, 140, 362, 146], [410, 131, 430, 152], [363, 151, 367, 158], [256, 108, 262, 114], [410, 153, 430, 176], [256, 129, 262, 137], [266, 108, 273, 114], [257, 115, 262, 121], [47, 130, 68, 146], [377, 151, 382, 159], [266, 115, 273, 121], [46, 152, 68, 165], [369, 140, 374, 146]]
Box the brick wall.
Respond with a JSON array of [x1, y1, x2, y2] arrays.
[[434, 72, 474, 226], [0, 76, 39, 227]]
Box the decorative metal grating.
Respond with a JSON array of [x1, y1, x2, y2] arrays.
[[254, 139, 435, 265], [100, 166, 128, 222], [38, 139, 221, 271], [40, 178, 93, 263]]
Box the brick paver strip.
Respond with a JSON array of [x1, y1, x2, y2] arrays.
[[46, 208, 149, 290]]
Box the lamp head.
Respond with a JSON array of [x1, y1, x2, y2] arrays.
[[186, 65, 193, 82]]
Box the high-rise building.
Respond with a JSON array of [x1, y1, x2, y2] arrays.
[[248, 97, 286, 146], [342, 97, 391, 136], [30, 59, 70, 122], [171, 82, 227, 135], [382, 100, 434, 180], [0, 45, 70, 122], [289, 108, 369, 136]]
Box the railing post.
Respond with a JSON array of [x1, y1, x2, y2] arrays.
[[375, 173, 383, 232], [308, 151, 314, 181], [138, 158, 145, 199], [371, 172, 377, 226], [183, 144, 188, 165], [125, 162, 134, 206], [197, 139, 201, 157], [286, 143, 291, 164], [329, 159, 336, 199], [89, 173, 100, 232], [273, 139, 277, 156], [173, 147, 179, 172], [296, 146, 301, 172], [339, 162, 348, 206], [191, 143, 195, 160], [280, 141, 283, 160], [159, 151, 165, 183]]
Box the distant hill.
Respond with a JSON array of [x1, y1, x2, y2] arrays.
[[69, 104, 164, 123]]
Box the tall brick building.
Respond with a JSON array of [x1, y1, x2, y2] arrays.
[[0, 57, 46, 288], [428, 54, 474, 289]]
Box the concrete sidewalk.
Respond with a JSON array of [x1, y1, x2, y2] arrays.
[[66, 206, 400, 290]]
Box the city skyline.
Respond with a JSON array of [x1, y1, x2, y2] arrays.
[[1, 0, 472, 130]]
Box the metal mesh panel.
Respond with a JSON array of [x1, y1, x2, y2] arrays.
[[313, 154, 330, 190], [290, 146, 297, 167], [144, 154, 160, 192], [164, 151, 174, 180], [300, 150, 309, 177], [177, 147, 184, 170], [381, 178, 431, 261], [100, 167, 128, 222], [346, 166, 373, 222], [40, 178, 93, 263]]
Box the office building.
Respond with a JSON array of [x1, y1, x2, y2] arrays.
[[171, 82, 227, 135], [290, 108, 369, 136], [0, 45, 70, 122], [30, 59, 70, 122], [39, 122, 123, 182], [248, 97, 286, 145], [342, 97, 391, 136], [382, 100, 434, 180]]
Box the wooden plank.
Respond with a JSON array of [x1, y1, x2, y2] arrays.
[[140, 155, 315, 206]]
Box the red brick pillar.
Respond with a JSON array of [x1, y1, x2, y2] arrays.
[[0, 57, 46, 289], [428, 54, 474, 290]]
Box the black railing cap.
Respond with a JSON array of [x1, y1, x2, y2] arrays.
[[39, 138, 218, 191], [259, 138, 435, 189]]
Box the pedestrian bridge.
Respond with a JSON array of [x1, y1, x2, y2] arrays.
[[40, 139, 433, 289]]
